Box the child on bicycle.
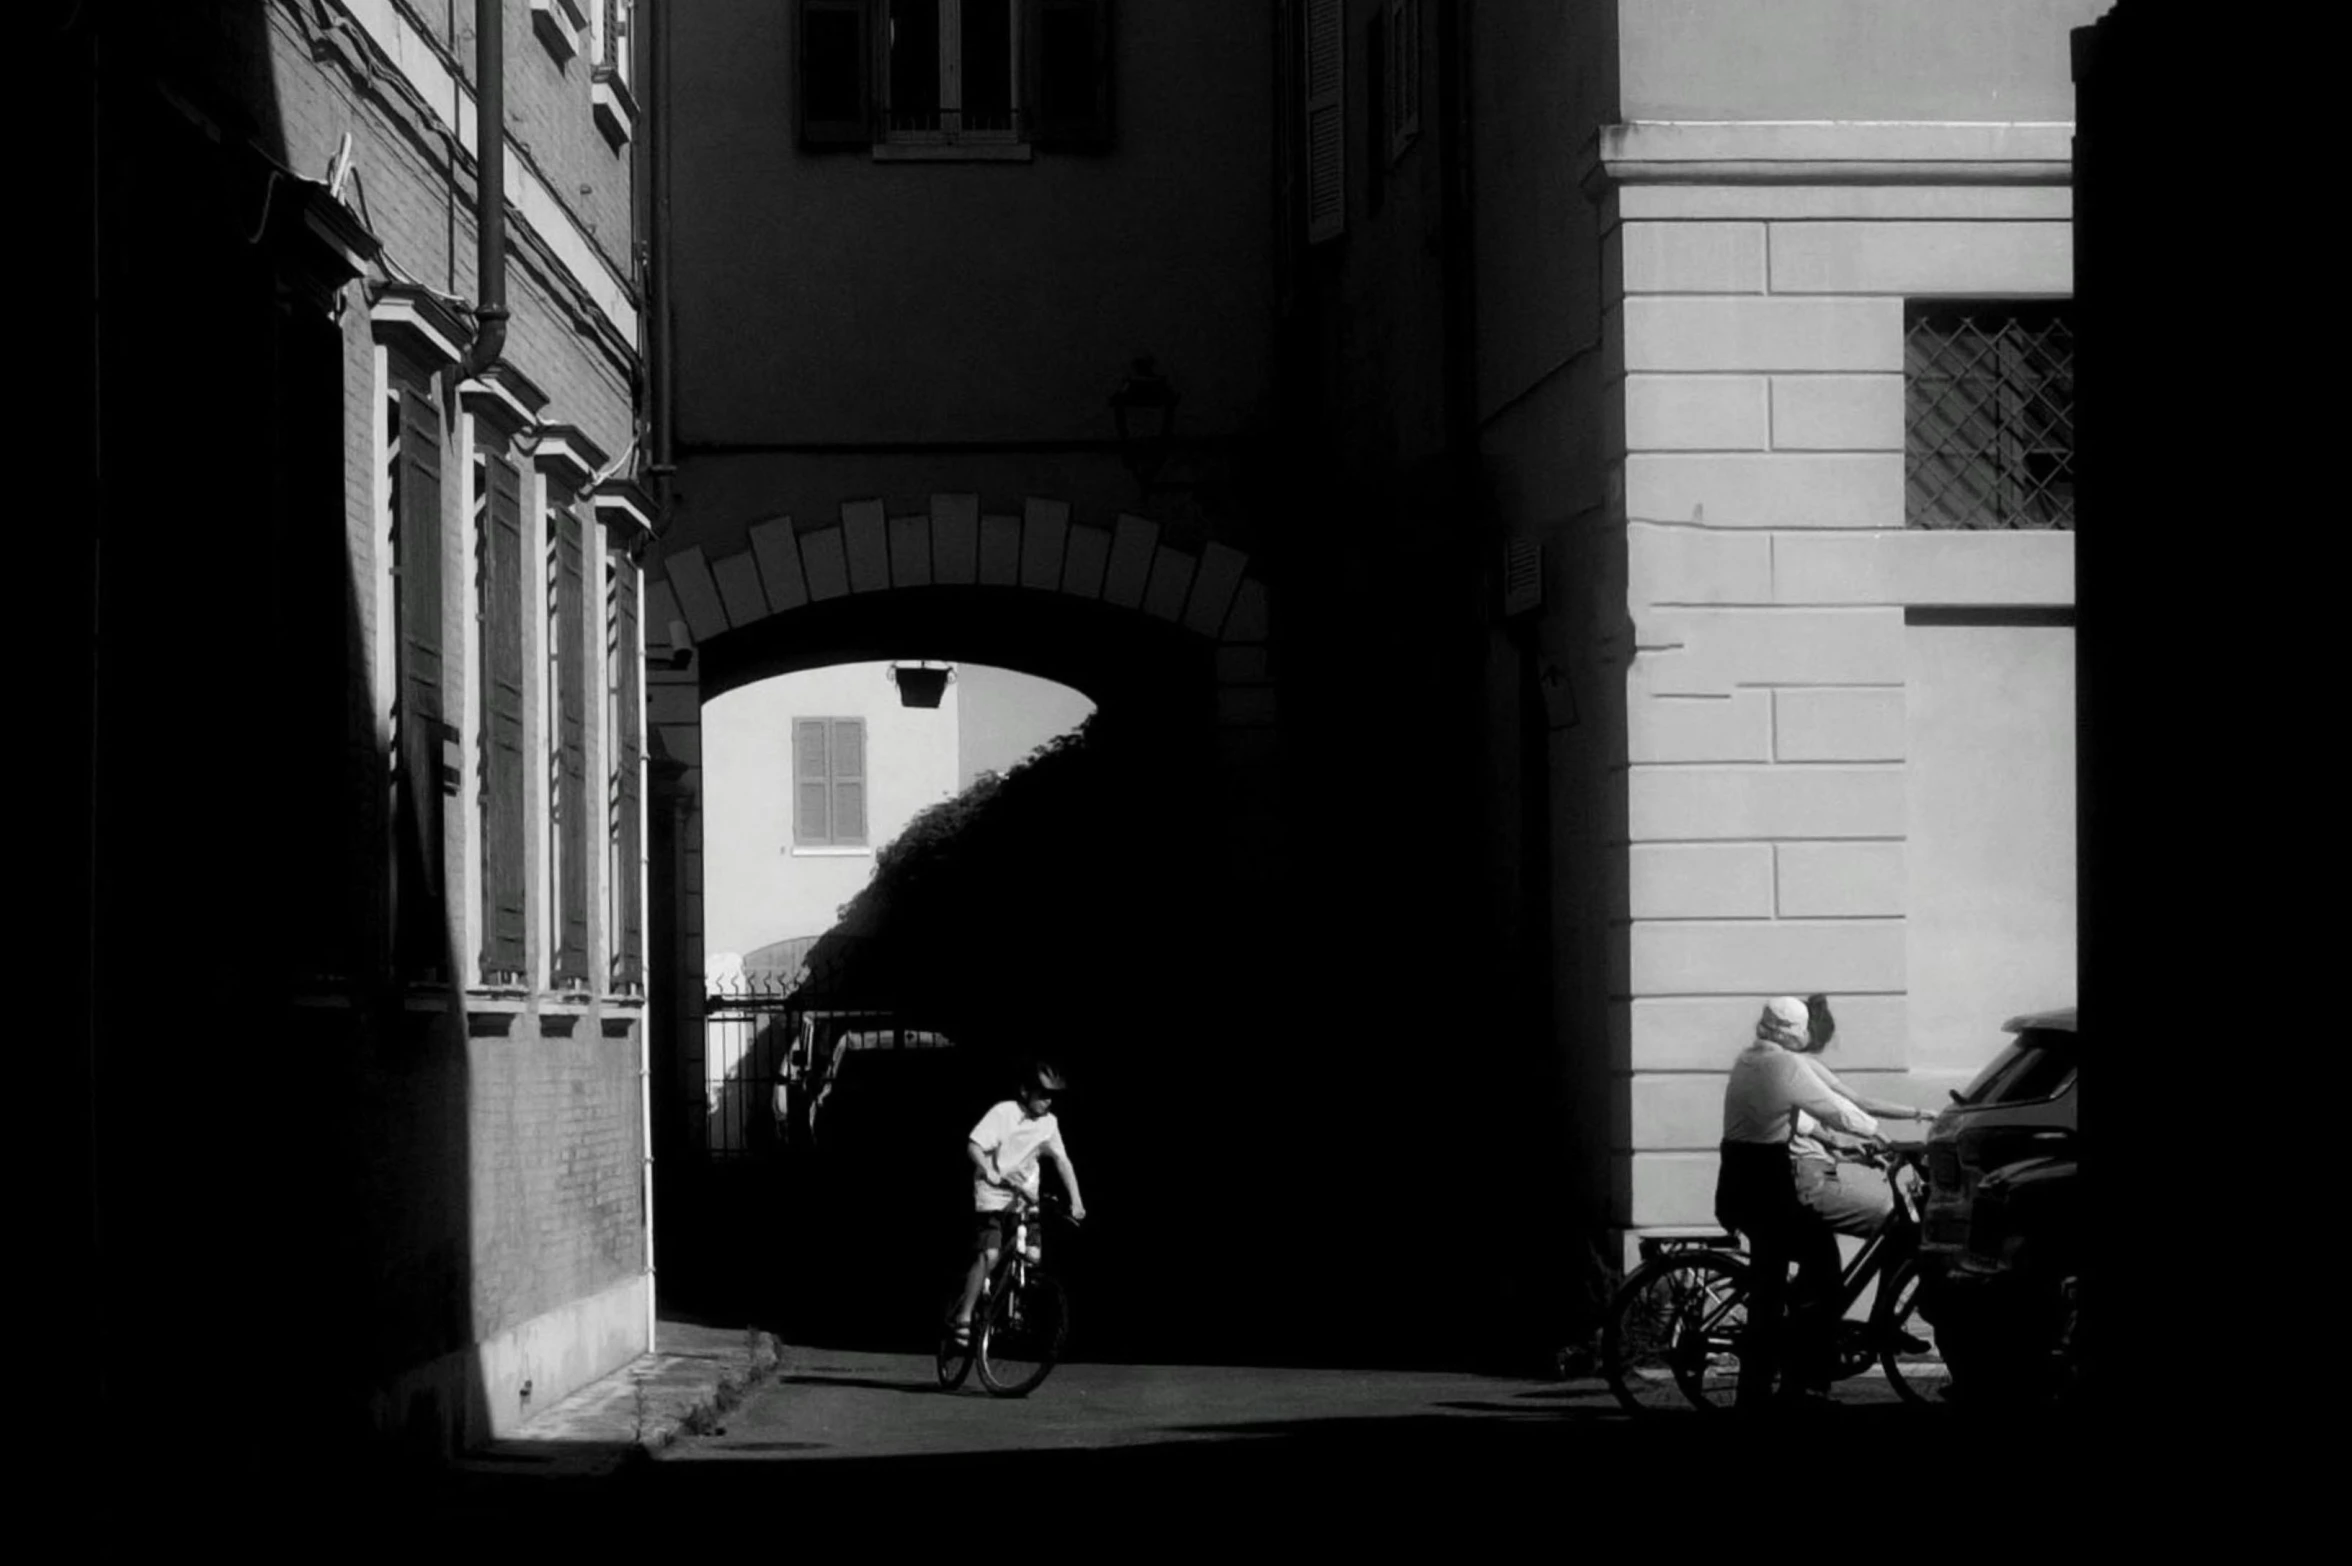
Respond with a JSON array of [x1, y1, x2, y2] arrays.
[[950, 1060, 1087, 1345]]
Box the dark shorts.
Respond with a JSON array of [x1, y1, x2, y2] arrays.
[[974, 1210, 1016, 1250]]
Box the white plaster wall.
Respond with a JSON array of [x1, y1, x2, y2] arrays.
[[1903, 621, 2077, 1083], [1604, 163, 2080, 1234], [956, 663, 1097, 791], [702, 663, 963, 956]]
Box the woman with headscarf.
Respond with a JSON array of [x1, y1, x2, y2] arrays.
[[1715, 996, 1892, 1407], [1794, 994, 1937, 1127]]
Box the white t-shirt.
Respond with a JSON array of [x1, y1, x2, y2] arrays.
[[969, 1100, 1066, 1213]]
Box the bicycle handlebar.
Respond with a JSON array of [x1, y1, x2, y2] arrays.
[[1008, 1192, 1082, 1224]]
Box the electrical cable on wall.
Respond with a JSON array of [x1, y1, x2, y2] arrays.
[[245, 169, 282, 245]]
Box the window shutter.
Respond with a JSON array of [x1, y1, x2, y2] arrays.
[[483, 449, 528, 979], [394, 385, 446, 977], [830, 717, 867, 844], [795, 718, 832, 844], [799, 0, 874, 148], [1387, 0, 1420, 161], [1027, 0, 1112, 151], [1362, 6, 1385, 215], [1304, 0, 1345, 244], [555, 507, 590, 985], [397, 388, 445, 746], [612, 562, 644, 988]]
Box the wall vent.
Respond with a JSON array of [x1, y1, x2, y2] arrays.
[[1502, 537, 1543, 618]]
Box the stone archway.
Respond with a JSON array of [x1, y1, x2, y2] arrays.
[[638, 493, 1280, 1172]]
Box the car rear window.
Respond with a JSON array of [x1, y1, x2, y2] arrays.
[[1959, 1030, 2077, 1106]]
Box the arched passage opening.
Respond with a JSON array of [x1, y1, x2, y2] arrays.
[[644, 500, 1287, 1362]]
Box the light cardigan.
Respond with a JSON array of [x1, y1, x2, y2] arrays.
[[1722, 1041, 1880, 1157]]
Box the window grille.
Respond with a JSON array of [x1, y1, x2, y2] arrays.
[[1905, 303, 2076, 530]]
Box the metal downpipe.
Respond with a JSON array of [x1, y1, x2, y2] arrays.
[[461, 0, 507, 376]]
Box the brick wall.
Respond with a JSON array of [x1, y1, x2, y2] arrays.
[[469, 1026, 645, 1335], [1598, 134, 2078, 1239], [265, 0, 651, 1448]]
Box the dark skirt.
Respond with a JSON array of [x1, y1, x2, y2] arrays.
[[1714, 1140, 1798, 1239]]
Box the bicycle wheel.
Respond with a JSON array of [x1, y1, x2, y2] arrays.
[[1870, 1257, 1947, 1405], [1603, 1251, 1750, 1413], [976, 1272, 1068, 1397]]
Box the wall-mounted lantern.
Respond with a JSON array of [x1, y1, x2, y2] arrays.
[[1109, 355, 1180, 488], [887, 661, 955, 709]]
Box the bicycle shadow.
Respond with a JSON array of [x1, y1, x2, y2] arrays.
[[775, 1372, 946, 1396]]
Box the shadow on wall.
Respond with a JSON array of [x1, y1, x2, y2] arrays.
[[681, 707, 1277, 1359], [71, 5, 492, 1491]]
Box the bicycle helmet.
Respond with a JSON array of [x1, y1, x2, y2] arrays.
[[1024, 1060, 1068, 1094]]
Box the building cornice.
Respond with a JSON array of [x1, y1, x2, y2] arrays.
[[265, 173, 381, 311], [368, 280, 473, 369], [460, 362, 553, 437], [592, 478, 659, 548], [1578, 120, 2075, 197], [300, 0, 640, 356], [530, 423, 611, 493]]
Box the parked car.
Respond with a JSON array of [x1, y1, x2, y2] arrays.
[[1917, 1006, 2080, 1405]]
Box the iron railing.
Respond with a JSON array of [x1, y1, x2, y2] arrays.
[[879, 106, 1029, 142], [1905, 303, 2076, 530], [700, 955, 959, 1160]]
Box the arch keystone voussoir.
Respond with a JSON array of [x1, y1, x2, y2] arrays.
[[978, 512, 1022, 585], [748, 515, 808, 612], [1219, 578, 1269, 644], [1021, 496, 1071, 590], [711, 548, 767, 626], [841, 500, 889, 592], [665, 546, 730, 641], [800, 525, 850, 600], [888, 512, 933, 587], [932, 494, 981, 584], [1102, 513, 1159, 608], [1059, 522, 1111, 599], [1142, 546, 1196, 622], [1183, 542, 1250, 638]]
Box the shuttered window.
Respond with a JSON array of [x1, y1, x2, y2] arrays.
[[1027, 0, 1112, 150], [797, 0, 1111, 150], [608, 557, 645, 990], [798, 0, 874, 146], [551, 491, 591, 987], [391, 377, 448, 981], [478, 442, 528, 983], [793, 718, 868, 847], [1304, 0, 1345, 244], [1384, 0, 1419, 163]]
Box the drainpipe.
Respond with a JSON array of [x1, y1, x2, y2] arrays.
[[459, 0, 507, 377], [639, 0, 667, 1357], [640, 867, 658, 1356], [648, 0, 675, 503]]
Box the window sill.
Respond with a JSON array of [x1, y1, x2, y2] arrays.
[[593, 68, 638, 150], [870, 141, 1034, 164], [531, 1, 580, 67], [790, 845, 873, 857]]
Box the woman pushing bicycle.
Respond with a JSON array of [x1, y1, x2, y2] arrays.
[[949, 1060, 1087, 1348]]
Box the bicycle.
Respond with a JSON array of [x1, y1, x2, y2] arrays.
[[1601, 1141, 1945, 1412], [935, 1192, 1076, 1397]]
